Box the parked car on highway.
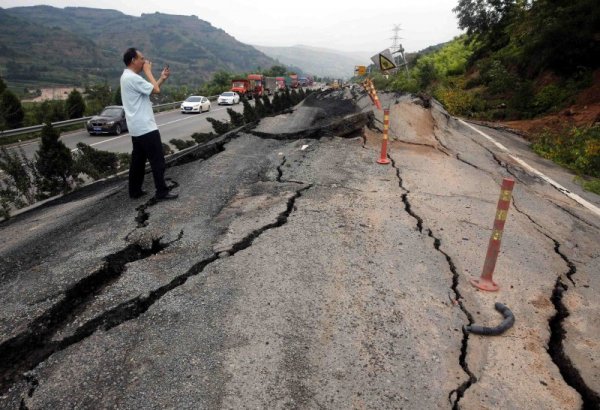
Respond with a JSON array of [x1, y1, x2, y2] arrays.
[[181, 95, 211, 113], [86, 106, 128, 136], [217, 91, 240, 105]]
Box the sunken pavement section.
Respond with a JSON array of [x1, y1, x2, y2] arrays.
[[0, 89, 598, 409]]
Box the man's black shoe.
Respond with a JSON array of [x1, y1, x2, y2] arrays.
[[130, 190, 148, 199], [156, 193, 178, 201]]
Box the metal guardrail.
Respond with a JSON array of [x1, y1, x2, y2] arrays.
[[0, 97, 217, 140]]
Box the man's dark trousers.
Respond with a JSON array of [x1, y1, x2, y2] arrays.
[[129, 130, 169, 198]]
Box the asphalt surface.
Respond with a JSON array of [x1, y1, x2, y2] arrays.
[[0, 88, 598, 409]]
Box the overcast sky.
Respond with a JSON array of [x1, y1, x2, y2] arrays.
[[0, 0, 464, 55]]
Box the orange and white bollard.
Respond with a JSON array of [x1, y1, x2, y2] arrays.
[[363, 80, 375, 105], [367, 79, 382, 110], [377, 108, 391, 164], [471, 178, 515, 291]]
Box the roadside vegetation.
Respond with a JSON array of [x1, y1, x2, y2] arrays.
[[361, 0, 600, 193], [0, 123, 130, 219], [1, 80, 313, 219]]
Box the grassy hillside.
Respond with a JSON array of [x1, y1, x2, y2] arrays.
[[366, 0, 600, 192], [0, 6, 277, 89]]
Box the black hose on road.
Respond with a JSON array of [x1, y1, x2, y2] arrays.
[[465, 302, 515, 336]]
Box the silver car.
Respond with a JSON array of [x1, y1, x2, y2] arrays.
[[217, 92, 240, 105]]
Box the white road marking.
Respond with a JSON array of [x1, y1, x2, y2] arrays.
[[459, 119, 600, 218]]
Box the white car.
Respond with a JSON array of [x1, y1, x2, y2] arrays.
[[181, 96, 211, 113], [217, 92, 240, 105]]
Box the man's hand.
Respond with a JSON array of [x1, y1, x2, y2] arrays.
[[160, 66, 170, 80], [143, 60, 153, 76]]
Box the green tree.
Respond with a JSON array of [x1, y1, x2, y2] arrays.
[[254, 96, 266, 118], [73, 143, 120, 180], [227, 108, 245, 127], [453, 0, 518, 36], [85, 83, 112, 114], [211, 71, 233, 88], [242, 99, 258, 123], [264, 65, 287, 77], [113, 86, 123, 105], [65, 89, 86, 119], [272, 93, 282, 113], [0, 146, 41, 209], [0, 89, 25, 129], [206, 117, 231, 135], [0, 77, 7, 94], [417, 60, 437, 89], [35, 123, 75, 196], [517, 0, 600, 75], [261, 95, 273, 114], [33, 100, 66, 124]]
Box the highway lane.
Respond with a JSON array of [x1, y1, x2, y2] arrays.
[[7, 101, 244, 158]]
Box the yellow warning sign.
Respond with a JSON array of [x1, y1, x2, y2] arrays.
[[371, 49, 397, 72], [379, 55, 395, 71]]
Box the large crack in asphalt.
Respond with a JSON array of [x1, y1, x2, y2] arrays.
[[0, 239, 168, 395], [511, 199, 600, 409], [386, 155, 476, 408], [455, 120, 600, 407], [7, 155, 312, 402]]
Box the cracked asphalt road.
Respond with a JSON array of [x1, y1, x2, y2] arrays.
[[0, 89, 598, 409]]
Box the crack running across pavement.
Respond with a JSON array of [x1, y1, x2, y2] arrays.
[[8, 176, 311, 402], [511, 199, 599, 408], [387, 155, 476, 408], [0, 239, 168, 395]]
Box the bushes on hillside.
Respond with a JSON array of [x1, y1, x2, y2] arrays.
[[532, 125, 600, 179]]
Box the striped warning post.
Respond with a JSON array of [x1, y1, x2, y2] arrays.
[[470, 178, 515, 291], [362, 80, 375, 105], [377, 108, 391, 164], [368, 79, 383, 110]]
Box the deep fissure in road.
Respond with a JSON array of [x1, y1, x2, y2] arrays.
[[511, 200, 600, 408], [387, 156, 476, 408], [549, 278, 600, 409], [12, 172, 311, 402], [0, 239, 168, 395]]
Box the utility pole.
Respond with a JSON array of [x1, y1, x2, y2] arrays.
[[390, 24, 402, 56], [390, 24, 409, 75]]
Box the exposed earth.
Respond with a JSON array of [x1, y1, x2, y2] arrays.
[[501, 70, 600, 137]]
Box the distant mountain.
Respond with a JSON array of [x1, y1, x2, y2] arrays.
[[0, 6, 277, 88], [254, 45, 371, 79]]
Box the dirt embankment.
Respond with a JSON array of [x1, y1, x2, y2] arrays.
[[501, 70, 600, 138]]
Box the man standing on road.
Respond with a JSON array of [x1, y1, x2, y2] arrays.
[[121, 47, 178, 200]]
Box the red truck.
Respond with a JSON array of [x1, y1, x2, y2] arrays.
[[247, 74, 265, 97], [231, 78, 252, 99], [275, 77, 286, 91]]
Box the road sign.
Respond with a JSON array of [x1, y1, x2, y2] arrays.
[[354, 65, 367, 76], [370, 49, 397, 72]]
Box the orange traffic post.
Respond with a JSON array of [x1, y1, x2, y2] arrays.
[[377, 108, 391, 164], [471, 178, 515, 291], [363, 80, 375, 105], [368, 79, 382, 110]]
